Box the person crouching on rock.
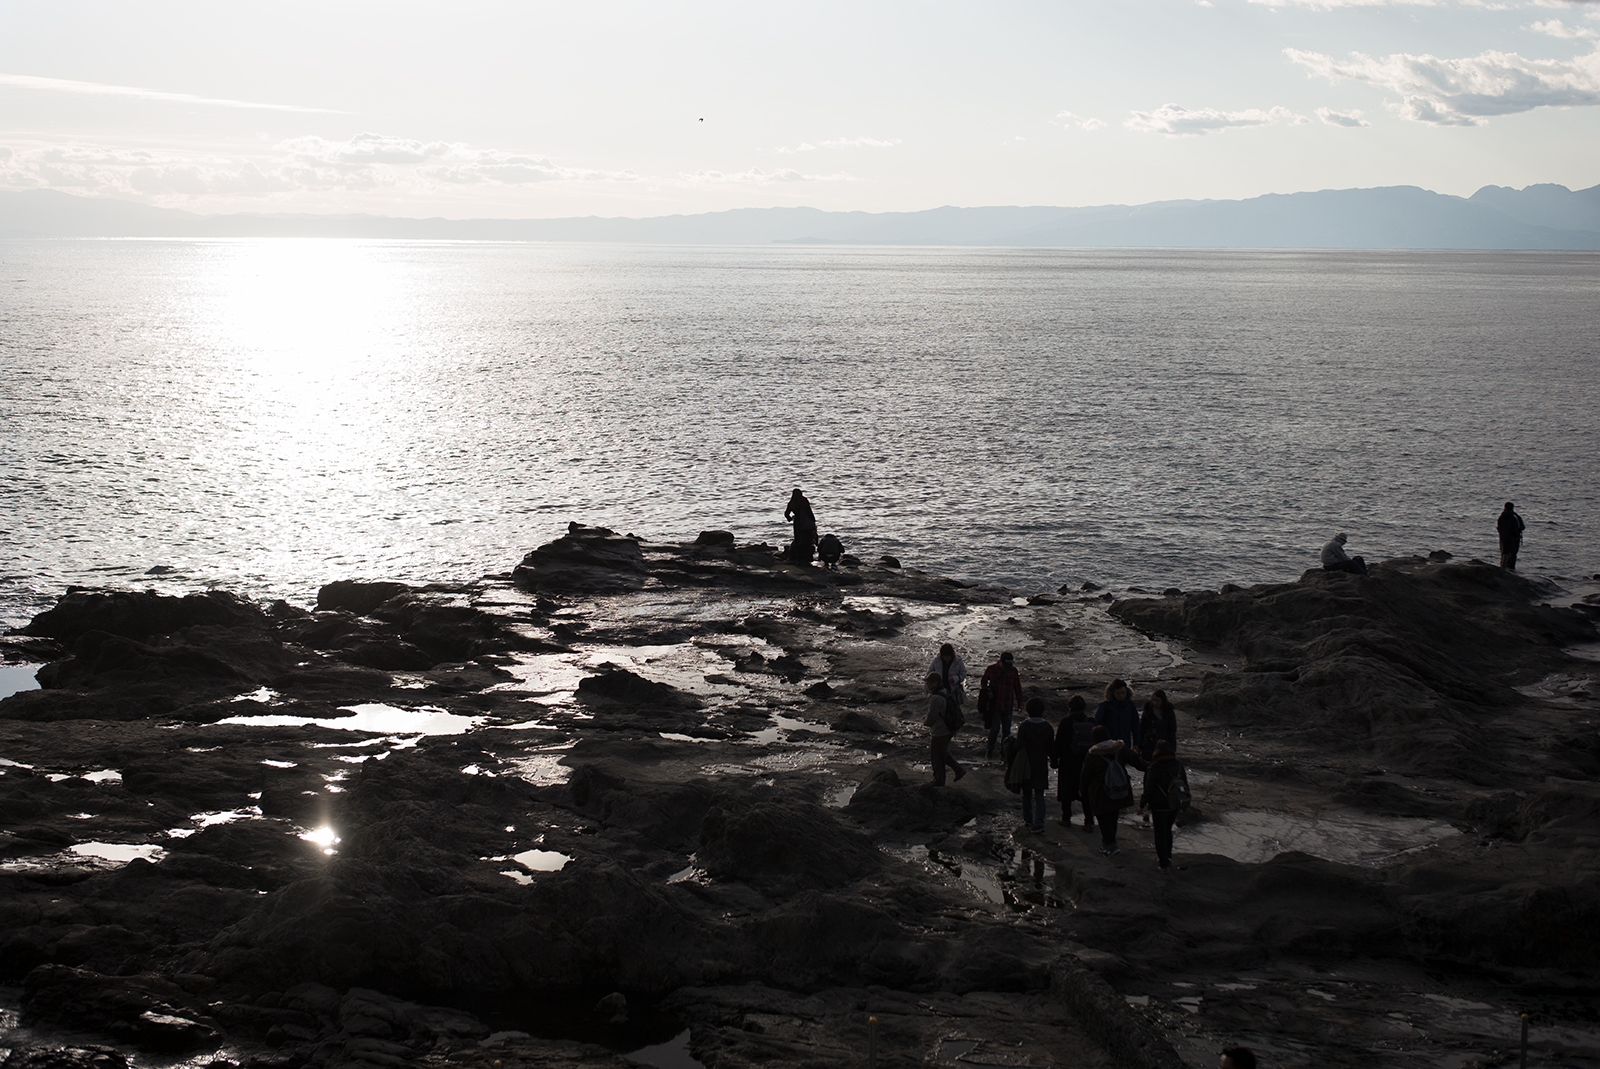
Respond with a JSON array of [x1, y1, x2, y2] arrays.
[[1052, 694, 1094, 829], [1320, 532, 1367, 575], [1081, 725, 1146, 857], [1093, 679, 1139, 750], [1017, 698, 1054, 833], [925, 671, 967, 786], [816, 532, 844, 569], [1138, 740, 1187, 871]]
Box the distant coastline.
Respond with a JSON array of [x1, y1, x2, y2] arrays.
[[4, 182, 1600, 249]]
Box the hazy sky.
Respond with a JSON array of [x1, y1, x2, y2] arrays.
[[3, 0, 1599, 218]]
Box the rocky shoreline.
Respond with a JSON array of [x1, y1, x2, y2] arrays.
[[0, 524, 1597, 1069]]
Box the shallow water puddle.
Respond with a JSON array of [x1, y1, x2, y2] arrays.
[[218, 703, 483, 736], [626, 1028, 706, 1069], [749, 713, 833, 745], [231, 686, 279, 704], [489, 848, 572, 882], [0, 664, 42, 700], [1177, 808, 1459, 866], [69, 842, 165, 864], [167, 806, 264, 838]]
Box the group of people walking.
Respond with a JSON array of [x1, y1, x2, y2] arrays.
[[924, 649, 1191, 869]]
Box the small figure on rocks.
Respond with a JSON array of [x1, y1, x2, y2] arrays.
[[1137, 739, 1190, 871], [1016, 697, 1054, 833], [816, 532, 844, 569], [925, 671, 967, 786], [979, 651, 1023, 760], [1220, 1047, 1256, 1069], [925, 643, 967, 707], [1138, 688, 1177, 762], [1321, 532, 1367, 575], [1498, 502, 1526, 571], [1081, 724, 1147, 856], [784, 488, 818, 565], [1093, 679, 1139, 750], [1052, 694, 1094, 828]]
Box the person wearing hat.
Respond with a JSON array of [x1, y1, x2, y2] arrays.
[[979, 651, 1024, 760], [1320, 532, 1367, 575]]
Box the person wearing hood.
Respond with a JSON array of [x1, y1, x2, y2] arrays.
[[1320, 532, 1367, 575], [1080, 724, 1148, 856], [1093, 679, 1139, 750], [1016, 697, 1055, 833], [925, 643, 967, 704]]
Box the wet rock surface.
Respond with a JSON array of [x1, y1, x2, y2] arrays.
[[0, 528, 1596, 1068]]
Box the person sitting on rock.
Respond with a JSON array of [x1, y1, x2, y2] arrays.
[[784, 488, 818, 565], [925, 671, 966, 786], [925, 643, 967, 706], [816, 532, 844, 570], [1092, 679, 1139, 750], [1320, 533, 1367, 575], [1137, 688, 1177, 762], [1080, 725, 1147, 857], [1052, 694, 1094, 829], [1497, 502, 1526, 571]]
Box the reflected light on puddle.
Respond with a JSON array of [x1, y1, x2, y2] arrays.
[[299, 825, 341, 855], [218, 703, 482, 736], [70, 842, 165, 864]]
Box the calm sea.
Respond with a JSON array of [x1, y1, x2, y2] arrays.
[[2, 239, 1598, 628]]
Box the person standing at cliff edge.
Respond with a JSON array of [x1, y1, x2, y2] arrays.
[[784, 488, 817, 565], [1498, 502, 1526, 571]]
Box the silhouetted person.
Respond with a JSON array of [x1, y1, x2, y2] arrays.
[[1138, 688, 1177, 762], [1052, 694, 1094, 829], [784, 488, 817, 565], [816, 532, 844, 569], [1498, 502, 1526, 571], [1017, 698, 1054, 833], [924, 671, 966, 786], [979, 651, 1023, 760], [1321, 533, 1367, 575], [1093, 679, 1139, 750]]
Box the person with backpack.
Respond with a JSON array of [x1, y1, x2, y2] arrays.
[[1137, 739, 1190, 870], [978, 651, 1023, 761], [1051, 694, 1094, 829], [1080, 724, 1148, 856], [1093, 679, 1140, 750], [1015, 697, 1055, 833], [1138, 689, 1178, 762], [924, 671, 967, 786]]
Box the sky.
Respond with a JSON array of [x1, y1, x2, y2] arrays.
[[2, 0, 1599, 219]]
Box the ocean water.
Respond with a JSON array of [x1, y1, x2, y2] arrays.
[[2, 239, 1598, 628]]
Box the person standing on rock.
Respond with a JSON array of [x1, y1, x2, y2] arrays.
[[1320, 533, 1367, 575], [979, 651, 1023, 761], [1138, 688, 1177, 762], [1016, 697, 1054, 833], [925, 671, 967, 786], [1093, 679, 1140, 750], [1497, 502, 1526, 570], [1080, 724, 1147, 856], [784, 488, 818, 565], [1137, 739, 1188, 871], [925, 643, 967, 708], [1052, 694, 1094, 829]]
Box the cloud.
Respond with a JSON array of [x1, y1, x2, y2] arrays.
[[0, 133, 636, 201], [1287, 45, 1600, 125], [1528, 18, 1598, 38], [0, 72, 340, 113], [1054, 110, 1107, 131], [678, 167, 856, 185], [1316, 106, 1372, 125], [774, 136, 900, 154], [1124, 103, 1307, 135]]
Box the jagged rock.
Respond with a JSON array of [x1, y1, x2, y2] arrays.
[[315, 581, 412, 616], [826, 710, 888, 734], [0, 1047, 130, 1069], [576, 665, 700, 710], [878, 555, 900, 569], [512, 524, 648, 594], [845, 769, 983, 834], [21, 966, 219, 1053], [20, 590, 268, 644], [694, 531, 735, 547], [697, 798, 881, 895]]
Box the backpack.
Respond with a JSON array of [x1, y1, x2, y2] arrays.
[[1102, 755, 1132, 803], [941, 691, 966, 734], [1070, 721, 1095, 754], [1002, 737, 1028, 794], [1164, 763, 1192, 812]]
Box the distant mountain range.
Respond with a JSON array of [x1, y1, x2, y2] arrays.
[[3, 183, 1600, 249]]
